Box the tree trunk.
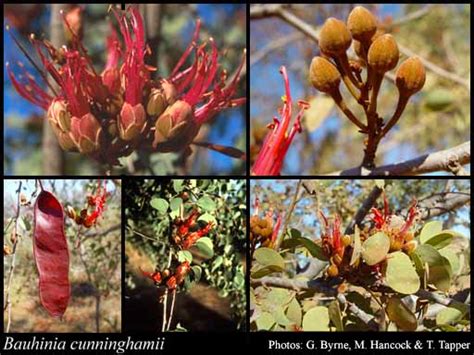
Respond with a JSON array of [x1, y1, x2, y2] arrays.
[[42, 4, 66, 174]]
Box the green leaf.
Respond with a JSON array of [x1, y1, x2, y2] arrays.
[[385, 252, 420, 294], [419, 221, 443, 244], [286, 297, 302, 327], [177, 250, 193, 263], [173, 180, 184, 193], [169, 197, 182, 211], [386, 296, 417, 331], [350, 225, 362, 266], [254, 247, 285, 270], [266, 288, 293, 307], [436, 307, 465, 326], [281, 236, 327, 261], [194, 237, 214, 259], [415, 244, 452, 291], [211, 256, 223, 272], [273, 307, 292, 326], [328, 300, 344, 331], [375, 180, 385, 189], [439, 248, 460, 275], [256, 312, 275, 330], [197, 196, 216, 212], [288, 228, 302, 238], [150, 198, 169, 214], [191, 266, 202, 283], [361, 232, 390, 266], [22, 217, 31, 231], [302, 306, 329, 331], [425, 88, 455, 111], [198, 212, 217, 224], [251, 265, 284, 279]]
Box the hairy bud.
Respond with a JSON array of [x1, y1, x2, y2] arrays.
[[347, 6, 377, 42], [309, 56, 341, 93], [367, 34, 399, 73], [319, 18, 352, 56], [396, 57, 426, 96], [118, 102, 146, 141]]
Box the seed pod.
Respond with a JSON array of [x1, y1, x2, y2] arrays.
[[396, 56, 426, 96], [367, 34, 399, 73], [309, 56, 341, 93], [347, 6, 377, 42], [319, 18, 352, 56], [34, 190, 70, 317]]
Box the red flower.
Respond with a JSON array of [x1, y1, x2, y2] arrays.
[[84, 180, 107, 227], [251, 66, 310, 175]]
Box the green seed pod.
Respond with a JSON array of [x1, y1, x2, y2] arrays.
[[309, 56, 341, 93], [347, 6, 377, 42], [396, 56, 426, 96], [319, 18, 352, 56]]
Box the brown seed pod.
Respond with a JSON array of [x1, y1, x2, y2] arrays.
[[395, 56, 426, 96], [319, 18, 352, 56], [347, 6, 377, 42], [367, 34, 399, 73], [309, 56, 341, 93]]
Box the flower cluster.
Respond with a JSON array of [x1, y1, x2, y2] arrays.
[[172, 209, 214, 250], [251, 66, 309, 176], [250, 197, 282, 250], [141, 261, 191, 290], [66, 179, 108, 228], [320, 212, 351, 277], [309, 6, 426, 168], [7, 6, 245, 167]]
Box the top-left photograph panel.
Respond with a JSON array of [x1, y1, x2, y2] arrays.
[[4, 4, 247, 176]]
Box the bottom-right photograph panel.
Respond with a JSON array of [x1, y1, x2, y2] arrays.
[[250, 179, 470, 332]]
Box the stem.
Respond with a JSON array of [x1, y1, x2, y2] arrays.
[[381, 94, 410, 138], [367, 72, 383, 132], [4, 182, 23, 333], [161, 249, 172, 332], [275, 180, 302, 250], [334, 57, 361, 103], [166, 289, 177, 331], [331, 89, 367, 132], [337, 53, 363, 89]]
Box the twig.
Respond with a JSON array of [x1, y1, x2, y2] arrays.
[[326, 141, 470, 176], [275, 180, 302, 250], [250, 32, 304, 67], [4, 181, 23, 333], [413, 190, 470, 220], [336, 293, 377, 330], [389, 5, 434, 27], [344, 185, 384, 235], [161, 249, 172, 332], [166, 289, 177, 331]]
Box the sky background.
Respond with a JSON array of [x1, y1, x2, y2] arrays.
[[4, 4, 246, 175]]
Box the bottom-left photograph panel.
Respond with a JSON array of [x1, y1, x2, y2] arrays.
[[3, 179, 122, 333]]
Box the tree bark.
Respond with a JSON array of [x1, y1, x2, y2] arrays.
[[42, 4, 66, 174]]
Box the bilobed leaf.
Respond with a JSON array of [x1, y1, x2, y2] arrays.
[[251, 265, 284, 279], [419, 221, 443, 244], [436, 307, 465, 326], [255, 312, 275, 330], [194, 237, 214, 259], [286, 297, 302, 327], [173, 180, 184, 193], [266, 288, 293, 307], [385, 252, 420, 294], [211, 256, 223, 272], [302, 306, 329, 331], [177, 250, 193, 263], [191, 266, 202, 283], [169, 197, 182, 218], [350, 225, 362, 266], [361, 232, 390, 265], [150, 198, 168, 214], [439, 248, 460, 275], [386, 296, 418, 331], [273, 306, 292, 326], [197, 212, 217, 224], [254, 247, 285, 270], [197, 196, 216, 211], [415, 244, 452, 291]]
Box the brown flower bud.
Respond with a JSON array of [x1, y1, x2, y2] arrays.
[[342, 235, 352, 247], [80, 209, 88, 218], [69, 113, 103, 154], [319, 18, 352, 56], [309, 56, 341, 93], [327, 263, 339, 277], [147, 88, 167, 117], [347, 6, 377, 42], [66, 206, 77, 220], [367, 34, 399, 73], [395, 56, 426, 96], [47, 100, 71, 132], [4, 245, 12, 256], [75, 215, 84, 225], [118, 102, 147, 141]]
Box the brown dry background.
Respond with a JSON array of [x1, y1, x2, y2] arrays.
[[3, 180, 121, 333]]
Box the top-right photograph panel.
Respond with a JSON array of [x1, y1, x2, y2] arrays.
[[250, 4, 470, 176]]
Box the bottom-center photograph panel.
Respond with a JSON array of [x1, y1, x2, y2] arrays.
[[123, 179, 247, 332]]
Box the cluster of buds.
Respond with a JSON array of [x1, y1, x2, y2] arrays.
[[7, 6, 246, 167], [250, 198, 282, 250], [369, 194, 419, 253], [141, 261, 191, 290], [172, 209, 214, 249], [320, 212, 352, 277], [251, 66, 309, 176], [66, 180, 107, 228], [309, 6, 426, 168]]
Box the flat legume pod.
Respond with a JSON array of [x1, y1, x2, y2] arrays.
[[34, 190, 70, 317]]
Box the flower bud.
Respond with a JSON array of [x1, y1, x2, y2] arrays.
[[47, 99, 71, 132], [367, 34, 399, 73], [70, 113, 103, 154], [152, 100, 200, 152], [118, 102, 147, 141], [347, 6, 377, 42], [161, 79, 177, 105], [309, 56, 341, 93], [319, 18, 352, 56], [66, 206, 77, 220], [342, 235, 352, 247], [101, 67, 121, 94], [146, 88, 167, 117], [327, 263, 339, 277], [49, 121, 77, 152], [396, 57, 425, 96]]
